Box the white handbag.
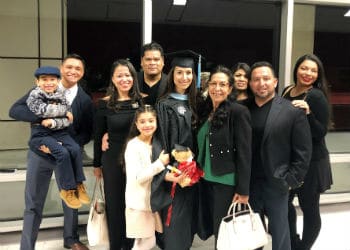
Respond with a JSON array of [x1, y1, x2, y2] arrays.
[[87, 178, 109, 247], [217, 202, 268, 250]]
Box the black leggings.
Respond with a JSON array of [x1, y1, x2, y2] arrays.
[[288, 186, 321, 250]]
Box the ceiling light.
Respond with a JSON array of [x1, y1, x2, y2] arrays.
[[173, 0, 187, 6], [345, 10, 350, 17]]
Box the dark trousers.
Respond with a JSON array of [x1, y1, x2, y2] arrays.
[[20, 151, 80, 250], [101, 150, 133, 250], [30, 129, 85, 190], [202, 180, 235, 238], [249, 179, 291, 250], [288, 174, 321, 250]]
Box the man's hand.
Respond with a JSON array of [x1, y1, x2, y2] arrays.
[[66, 111, 74, 122]]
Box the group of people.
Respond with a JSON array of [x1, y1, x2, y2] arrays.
[[9, 41, 333, 250]]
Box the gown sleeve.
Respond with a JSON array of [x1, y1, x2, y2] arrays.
[[156, 100, 171, 152], [150, 131, 172, 212]]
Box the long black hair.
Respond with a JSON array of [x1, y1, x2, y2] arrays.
[[127, 104, 157, 140], [159, 66, 198, 126], [231, 62, 251, 101], [106, 59, 143, 110], [120, 105, 157, 170], [293, 54, 329, 100]]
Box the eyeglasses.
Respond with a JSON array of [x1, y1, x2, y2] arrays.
[[208, 81, 230, 89]]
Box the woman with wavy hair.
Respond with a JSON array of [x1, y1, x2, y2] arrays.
[[93, 59, 143, 250], [282, 54, 333, 250], [196, 65, 252, 248]]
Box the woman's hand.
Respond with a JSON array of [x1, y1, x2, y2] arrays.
[[291, 100, 310, 114], [94, 167, 103, 179], [159, 150, 170, 166], [101, 133, 109, 151], [164, 172, 187, 183], [232, 194, 249, 204]]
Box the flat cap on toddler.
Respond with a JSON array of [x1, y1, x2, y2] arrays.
[[34, 66, 61, 78]]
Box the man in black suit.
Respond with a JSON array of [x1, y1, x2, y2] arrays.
[[137, 42, 167, 105], [246, 61, 312, 250], [9, 54, 93, 250]]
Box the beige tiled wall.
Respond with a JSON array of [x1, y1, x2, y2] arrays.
[[0, 0, 65, 150], [291, 5, 315, 84], [40, 0, 63, 58], [0, 0, 38, 57]]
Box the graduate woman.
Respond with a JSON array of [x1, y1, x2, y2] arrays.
[[151, 51, 199, 250]]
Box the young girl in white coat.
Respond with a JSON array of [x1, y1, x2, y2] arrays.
[[124, 105, 169, 250]]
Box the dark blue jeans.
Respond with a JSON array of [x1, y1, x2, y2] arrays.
[[249, 179, 291, 250], [20, 151, 82, 250], [29, 128, 85, 190]]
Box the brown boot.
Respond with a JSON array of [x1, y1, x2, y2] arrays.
[[77, 183, 90, 204], [60, 189, 82, 209]]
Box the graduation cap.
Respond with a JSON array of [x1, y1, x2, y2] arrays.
[[166, 50, 205, 88], [173, 144, 190, 152]]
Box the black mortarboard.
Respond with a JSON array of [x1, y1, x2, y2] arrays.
[[166, 50, 205, 88], [173, 144, 190, 152]]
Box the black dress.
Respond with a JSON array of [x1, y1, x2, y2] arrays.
[[93, 99, 139, 250], [151, 94, 195, 250]]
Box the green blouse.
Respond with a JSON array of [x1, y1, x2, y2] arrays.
[[197, 120, 235, 186]]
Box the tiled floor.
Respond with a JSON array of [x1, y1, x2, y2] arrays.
[[1, 139, 350, 249], [1, 202, 349, 250]]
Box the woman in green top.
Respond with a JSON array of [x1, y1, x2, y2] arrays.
[[196, 65, 252, 246]]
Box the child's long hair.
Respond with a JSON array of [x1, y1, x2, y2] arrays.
[[120, 105, 157, 170], [127, 105, 157, 140]]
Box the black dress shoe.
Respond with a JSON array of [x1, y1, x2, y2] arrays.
[[64, 242, 89, 250]]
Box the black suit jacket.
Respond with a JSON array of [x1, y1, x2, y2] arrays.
[[9, 86, 93, 147], [250, 96, 312, 193], [206, 101, 252, 196]]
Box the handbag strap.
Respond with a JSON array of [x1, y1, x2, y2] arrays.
[[227, 202, 254, 217], [99, 178, 106, 202], [227, 202, 262, 232], [91, 177, 106, 204]]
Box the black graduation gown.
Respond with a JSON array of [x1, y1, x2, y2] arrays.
[[151, 95, 195, 250]]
